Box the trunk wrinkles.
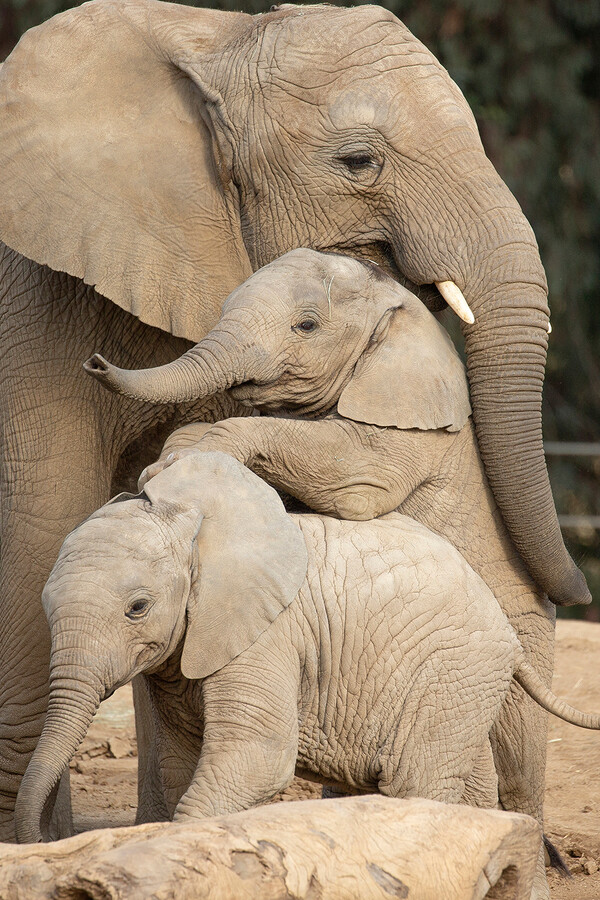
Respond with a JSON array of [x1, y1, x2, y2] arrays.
[[15, 664, 103, 844]]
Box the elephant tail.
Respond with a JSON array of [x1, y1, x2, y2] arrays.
[[514, 658, 600, 730]]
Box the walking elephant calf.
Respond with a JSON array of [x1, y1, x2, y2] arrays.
[[15, 452, 599, 844]]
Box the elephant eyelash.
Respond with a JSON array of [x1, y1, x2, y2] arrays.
[[340, 154, 373, 169]]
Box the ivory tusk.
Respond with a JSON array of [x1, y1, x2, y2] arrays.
[[547, 321, 552, 334], [435, 281, 475, 325]]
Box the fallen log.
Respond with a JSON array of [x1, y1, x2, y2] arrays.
[[0, 796, 540, 900]]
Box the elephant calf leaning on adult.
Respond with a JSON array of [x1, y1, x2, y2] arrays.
[[15, 452, 600, 849], [87, 248, 563, 899]]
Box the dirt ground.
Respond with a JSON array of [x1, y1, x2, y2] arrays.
[[70, 619, 600, 899]]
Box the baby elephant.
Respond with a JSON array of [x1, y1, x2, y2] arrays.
[[16, 452, 597, 843]]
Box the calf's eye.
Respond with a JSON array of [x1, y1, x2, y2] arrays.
[[126, 598, 151, 620], [294, 318, 319, 334]]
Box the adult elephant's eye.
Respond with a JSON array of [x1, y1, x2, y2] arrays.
[[126, 598, 151, 620], [337, 150, 382, 174], [335, 150, 382, 185], [339, 152, 375, 171], [294, 318, 319, 334]]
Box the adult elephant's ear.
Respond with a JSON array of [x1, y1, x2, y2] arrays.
[[338, 300, 471, 432], [143, 451, 308, 680], [0, 0, 253, 342]]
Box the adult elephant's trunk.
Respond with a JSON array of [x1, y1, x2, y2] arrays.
[[387, 116, 591, 606], [463, 275, 588, 607], [15, 659, 102, 843], [83, 326, 261, 404], [421, 165, 589, 606], [390, 138, 590, 606]]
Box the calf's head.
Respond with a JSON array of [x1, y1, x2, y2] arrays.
[[15, 452, 307, 842], [85, 248, 471, 430]]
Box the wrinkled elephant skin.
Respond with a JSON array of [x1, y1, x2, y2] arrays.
[[0, 0, 587, 839]]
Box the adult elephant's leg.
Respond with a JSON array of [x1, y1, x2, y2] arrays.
[[0, 253, 163, 837], [0, 252, 121, 838], [490, 605, 555, 900], [0, 392, 115, 839]]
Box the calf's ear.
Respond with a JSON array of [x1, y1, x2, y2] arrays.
[[143, 452, 308, 680], [338, 300, 471, 432]]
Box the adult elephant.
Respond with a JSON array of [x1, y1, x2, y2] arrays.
[[0, 0, 589, 839]]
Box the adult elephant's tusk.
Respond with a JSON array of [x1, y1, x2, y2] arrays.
[[435, 281, 475, 325], [547, 320, 552, 334]]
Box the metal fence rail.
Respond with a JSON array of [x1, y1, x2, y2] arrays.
[[545, 442, 600, 458], [544, 442, 600, 530]]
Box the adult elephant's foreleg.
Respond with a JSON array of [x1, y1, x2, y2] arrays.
[[490, 606, 554, 900], [0, 402, 115, 841], [490, 685, 549, 823], [491, 686, 551, 900]]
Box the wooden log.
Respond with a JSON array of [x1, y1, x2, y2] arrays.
[[0, 796, 540, 900]]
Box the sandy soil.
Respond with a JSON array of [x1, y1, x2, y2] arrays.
[[70, 619, 600, 899]]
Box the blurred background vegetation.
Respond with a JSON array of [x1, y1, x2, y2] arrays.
[[2, 0, 599, 616]]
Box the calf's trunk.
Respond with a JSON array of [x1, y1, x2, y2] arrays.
[[15, 664, 102, 843]]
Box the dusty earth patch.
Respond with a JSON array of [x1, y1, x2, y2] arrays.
[[70, 620, 600, 899]]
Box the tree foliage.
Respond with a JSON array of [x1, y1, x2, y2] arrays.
[[1, 0, 599, 612]]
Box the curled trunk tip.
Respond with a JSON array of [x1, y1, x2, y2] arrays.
[[15, 675, 102, 843], [82, 333, 245, 404], [83, 353, 125, 394]]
